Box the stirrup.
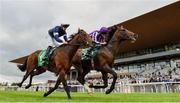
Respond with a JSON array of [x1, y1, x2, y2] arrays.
[[85, 54, 91, 57], [43, 57, 48, 61]]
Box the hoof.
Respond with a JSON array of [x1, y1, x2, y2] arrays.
[[105, 89, 111, 94], [43, 93, 48, 97], [87, 92, 93, 96], [25, 85, 31, 89], [68, 96, 72, 99], [17, 83, 22, 87], [25, 86, 30, 89]]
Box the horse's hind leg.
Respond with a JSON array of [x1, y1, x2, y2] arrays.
[[17, 58, 36, 88], [17, 71, 31, 87], [25, 68, 46, 89]]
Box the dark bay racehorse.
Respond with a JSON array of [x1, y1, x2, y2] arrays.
[[16, 29, 92, 99], [72, 26, 138, 94]]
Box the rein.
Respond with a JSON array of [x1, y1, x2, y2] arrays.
[[67, 41, 90, 46], [66, 43, 83, 46]]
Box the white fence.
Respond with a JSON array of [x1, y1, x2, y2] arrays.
[[114, 82, 180, 93], [1, 82, 180, 93]]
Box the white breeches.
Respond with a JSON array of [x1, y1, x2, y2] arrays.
[[50, 36, 65, 47]]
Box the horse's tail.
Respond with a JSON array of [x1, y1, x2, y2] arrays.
[[17, 58, 27, 72]]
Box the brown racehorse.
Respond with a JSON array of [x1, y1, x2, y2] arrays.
[[16, 29, 92, 99], [72, 25, 138, 94]]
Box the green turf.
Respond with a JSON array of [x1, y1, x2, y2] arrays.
[[0, 90, 180, 102]]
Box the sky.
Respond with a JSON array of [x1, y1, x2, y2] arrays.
[[0, 0, 175, 83]]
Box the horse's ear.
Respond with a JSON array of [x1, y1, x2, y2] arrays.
[[114, 25, 119, 29], [77, 28, 80, 34], [110, 25, 116, 30], [77, 28, 81, 33]]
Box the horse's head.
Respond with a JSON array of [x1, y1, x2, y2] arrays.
[[74, 28, 92, 47], [116, 25, 138, 43]]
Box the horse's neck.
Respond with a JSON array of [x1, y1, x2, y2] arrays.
[[67, 39, 80, 60], [106, 32, 122, 56], [58, 38, 80, 61]]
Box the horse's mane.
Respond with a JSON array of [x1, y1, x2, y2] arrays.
[[106, 25, 117, 44], [56, 31, 79, 48]]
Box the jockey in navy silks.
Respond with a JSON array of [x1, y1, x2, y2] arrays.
[[86, 27, 109, 56], [43, 24, 70, 61]]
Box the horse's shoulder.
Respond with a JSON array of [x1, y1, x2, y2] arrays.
[[98, 47, 111, 55]]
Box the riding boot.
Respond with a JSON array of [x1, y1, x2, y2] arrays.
[[43, 46, 52, 61], [81, 60, 91, 69], [86, 47, 93, 58]]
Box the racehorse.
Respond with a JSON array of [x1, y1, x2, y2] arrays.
[[72, 25, 138, 94], [16, 29, 92, 99], [17, 25, 136, 95], [71, 25, 118, 79]]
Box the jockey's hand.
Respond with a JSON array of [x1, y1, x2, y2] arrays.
[[64, 41, 68, 44], [101, 42, 107, 45]]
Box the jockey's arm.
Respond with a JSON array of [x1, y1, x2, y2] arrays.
[[48, 29, 54, 38], [63, 34, 68, 42], [54, 33, 63, 42], [99, 34, 107, 45]]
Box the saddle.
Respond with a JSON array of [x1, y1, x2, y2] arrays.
[[38, 48, 55, 67], [81, 44, 101, 60], [80, 44, 102, 70]]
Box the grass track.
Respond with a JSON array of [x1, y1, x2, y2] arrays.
[[0, 90, 180, 102]]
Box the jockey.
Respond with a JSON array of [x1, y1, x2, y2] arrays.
[[89, 27, 108, 45], [87, 27, 108, 56], [43, 24, 70, 61]]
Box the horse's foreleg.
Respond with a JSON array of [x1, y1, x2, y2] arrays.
[[61, 71, 71, 99], [77, 60, 91, 84], [25, 69, 46, 89], [77, 69, 92, 94], [77, 69, 89, 85], [89, 71, 108, 89], [43, 71, 62, 97], [101, 65, 117, 94], [73, 64, 84, 84]]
